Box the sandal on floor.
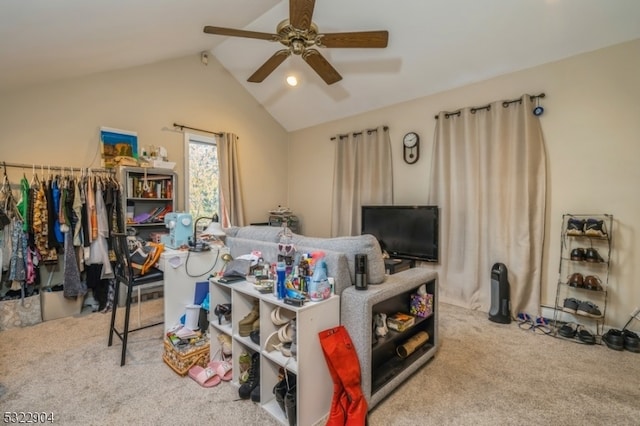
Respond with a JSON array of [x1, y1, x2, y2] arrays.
[[188, 365, 222, 388], [516, 312, 534, 330], [533, 317, 552, 335], [209, 360, 233, 381]]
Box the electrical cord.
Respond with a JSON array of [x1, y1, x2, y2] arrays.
[[185, 246, 221, 278]]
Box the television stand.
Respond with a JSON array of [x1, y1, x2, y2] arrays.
[[384, 258, 415, 275]]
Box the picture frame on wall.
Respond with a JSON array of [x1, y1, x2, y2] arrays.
[[100, 126, 138, 168]]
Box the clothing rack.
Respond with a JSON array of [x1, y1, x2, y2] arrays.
[[2, 161, 115, 175]]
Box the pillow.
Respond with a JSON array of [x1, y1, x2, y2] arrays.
[[234, 226, 285, 243]]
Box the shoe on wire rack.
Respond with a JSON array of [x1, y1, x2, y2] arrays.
[[576, 301, 602, 318], [566, 218, 585, 236], [584, 218, 607, 238], [562, 298, 580, 314], [584, 248, 604, 263]]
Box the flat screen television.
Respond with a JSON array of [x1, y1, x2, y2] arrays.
[[361, 205, 439, 263]]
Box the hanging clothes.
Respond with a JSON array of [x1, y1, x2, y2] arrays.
[[16, 175, 29, 231], [72, 177, 82, 247], [9, 218, 27, 283], [62, 226, 86, 298], [86, 178, 113, 280], [50, 177, 63, 244], [32, 182, 58, 263], [87, 175, 97, 243], [0, 175, 16, 272]]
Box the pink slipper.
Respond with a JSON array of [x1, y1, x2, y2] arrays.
[[188, 365, 221, 387], [209, 360, 233, 381]]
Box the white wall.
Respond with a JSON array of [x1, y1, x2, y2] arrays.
[[0, 54, 289, 226], [289, 39, 640, 328]]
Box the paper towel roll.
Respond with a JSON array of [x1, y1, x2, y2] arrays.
[[185, 304, 201, 330]]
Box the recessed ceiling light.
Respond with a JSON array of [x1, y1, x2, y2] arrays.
[[286, 75, 298, 87]]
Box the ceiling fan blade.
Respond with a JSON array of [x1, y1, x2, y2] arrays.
[[247, 49, 291, 83], [290, 0, 316, 31], [203, 26, 277, 41], [302, 49, 342, 85], [318, 31, 389, 48]]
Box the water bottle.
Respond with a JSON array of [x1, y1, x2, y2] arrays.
[[276, 261, 286, 300]]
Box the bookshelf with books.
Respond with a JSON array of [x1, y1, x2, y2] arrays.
[[119, 166, 176, 241]]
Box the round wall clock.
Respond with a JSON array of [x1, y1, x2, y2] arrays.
[[403, 132, 420, 164]]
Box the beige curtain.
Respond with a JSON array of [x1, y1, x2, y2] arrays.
[[428, 95, 547, 316], [217, 132, 245, 227], [331, 126, 393, 237]]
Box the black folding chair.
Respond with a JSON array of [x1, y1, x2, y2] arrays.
[[108, 233, 164, 366]]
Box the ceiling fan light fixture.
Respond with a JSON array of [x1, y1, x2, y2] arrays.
[[203, 0, 388, 85], [286, 75, 298, 87]]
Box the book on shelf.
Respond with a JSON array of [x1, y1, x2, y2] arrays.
[[386, 312, 416, 332]]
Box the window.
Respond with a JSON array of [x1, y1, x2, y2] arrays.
[[184, 133, 220, 225]]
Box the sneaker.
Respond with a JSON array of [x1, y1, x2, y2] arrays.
[[602, 329, 624, 351], [622, 329, 640, 353], [558, 322, 578, 338], [570, 248, 585, 261], [562, 298, 580, 314], [238, 352, 260, 399], [584, 218, 606, 238], [584, 248, 604, 263], [583, 275, 603, 291], [576, 301, 602, 318], [567, 273, 584, 288], [566, 218, 585, 236]]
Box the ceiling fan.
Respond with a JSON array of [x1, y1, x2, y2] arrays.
[[203, 0, 388, 85]]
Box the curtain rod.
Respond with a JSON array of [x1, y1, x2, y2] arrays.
[[330, 125, 388, 141], [1, 161, 115, 174], [434, 93, 546, 119], [173, 122, 223, 136]]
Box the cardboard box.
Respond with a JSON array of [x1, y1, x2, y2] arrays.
[[41, 290, 83, 321]]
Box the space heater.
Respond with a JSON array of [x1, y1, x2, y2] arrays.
[[488, 262, 511, 324]]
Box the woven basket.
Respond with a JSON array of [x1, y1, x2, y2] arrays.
[[162, 338, 210, 376]]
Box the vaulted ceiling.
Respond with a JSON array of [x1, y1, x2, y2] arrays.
[[2, 0, 639, 131]]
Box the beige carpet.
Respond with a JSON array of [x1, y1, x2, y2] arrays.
[[1, 299, 639, 426]]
